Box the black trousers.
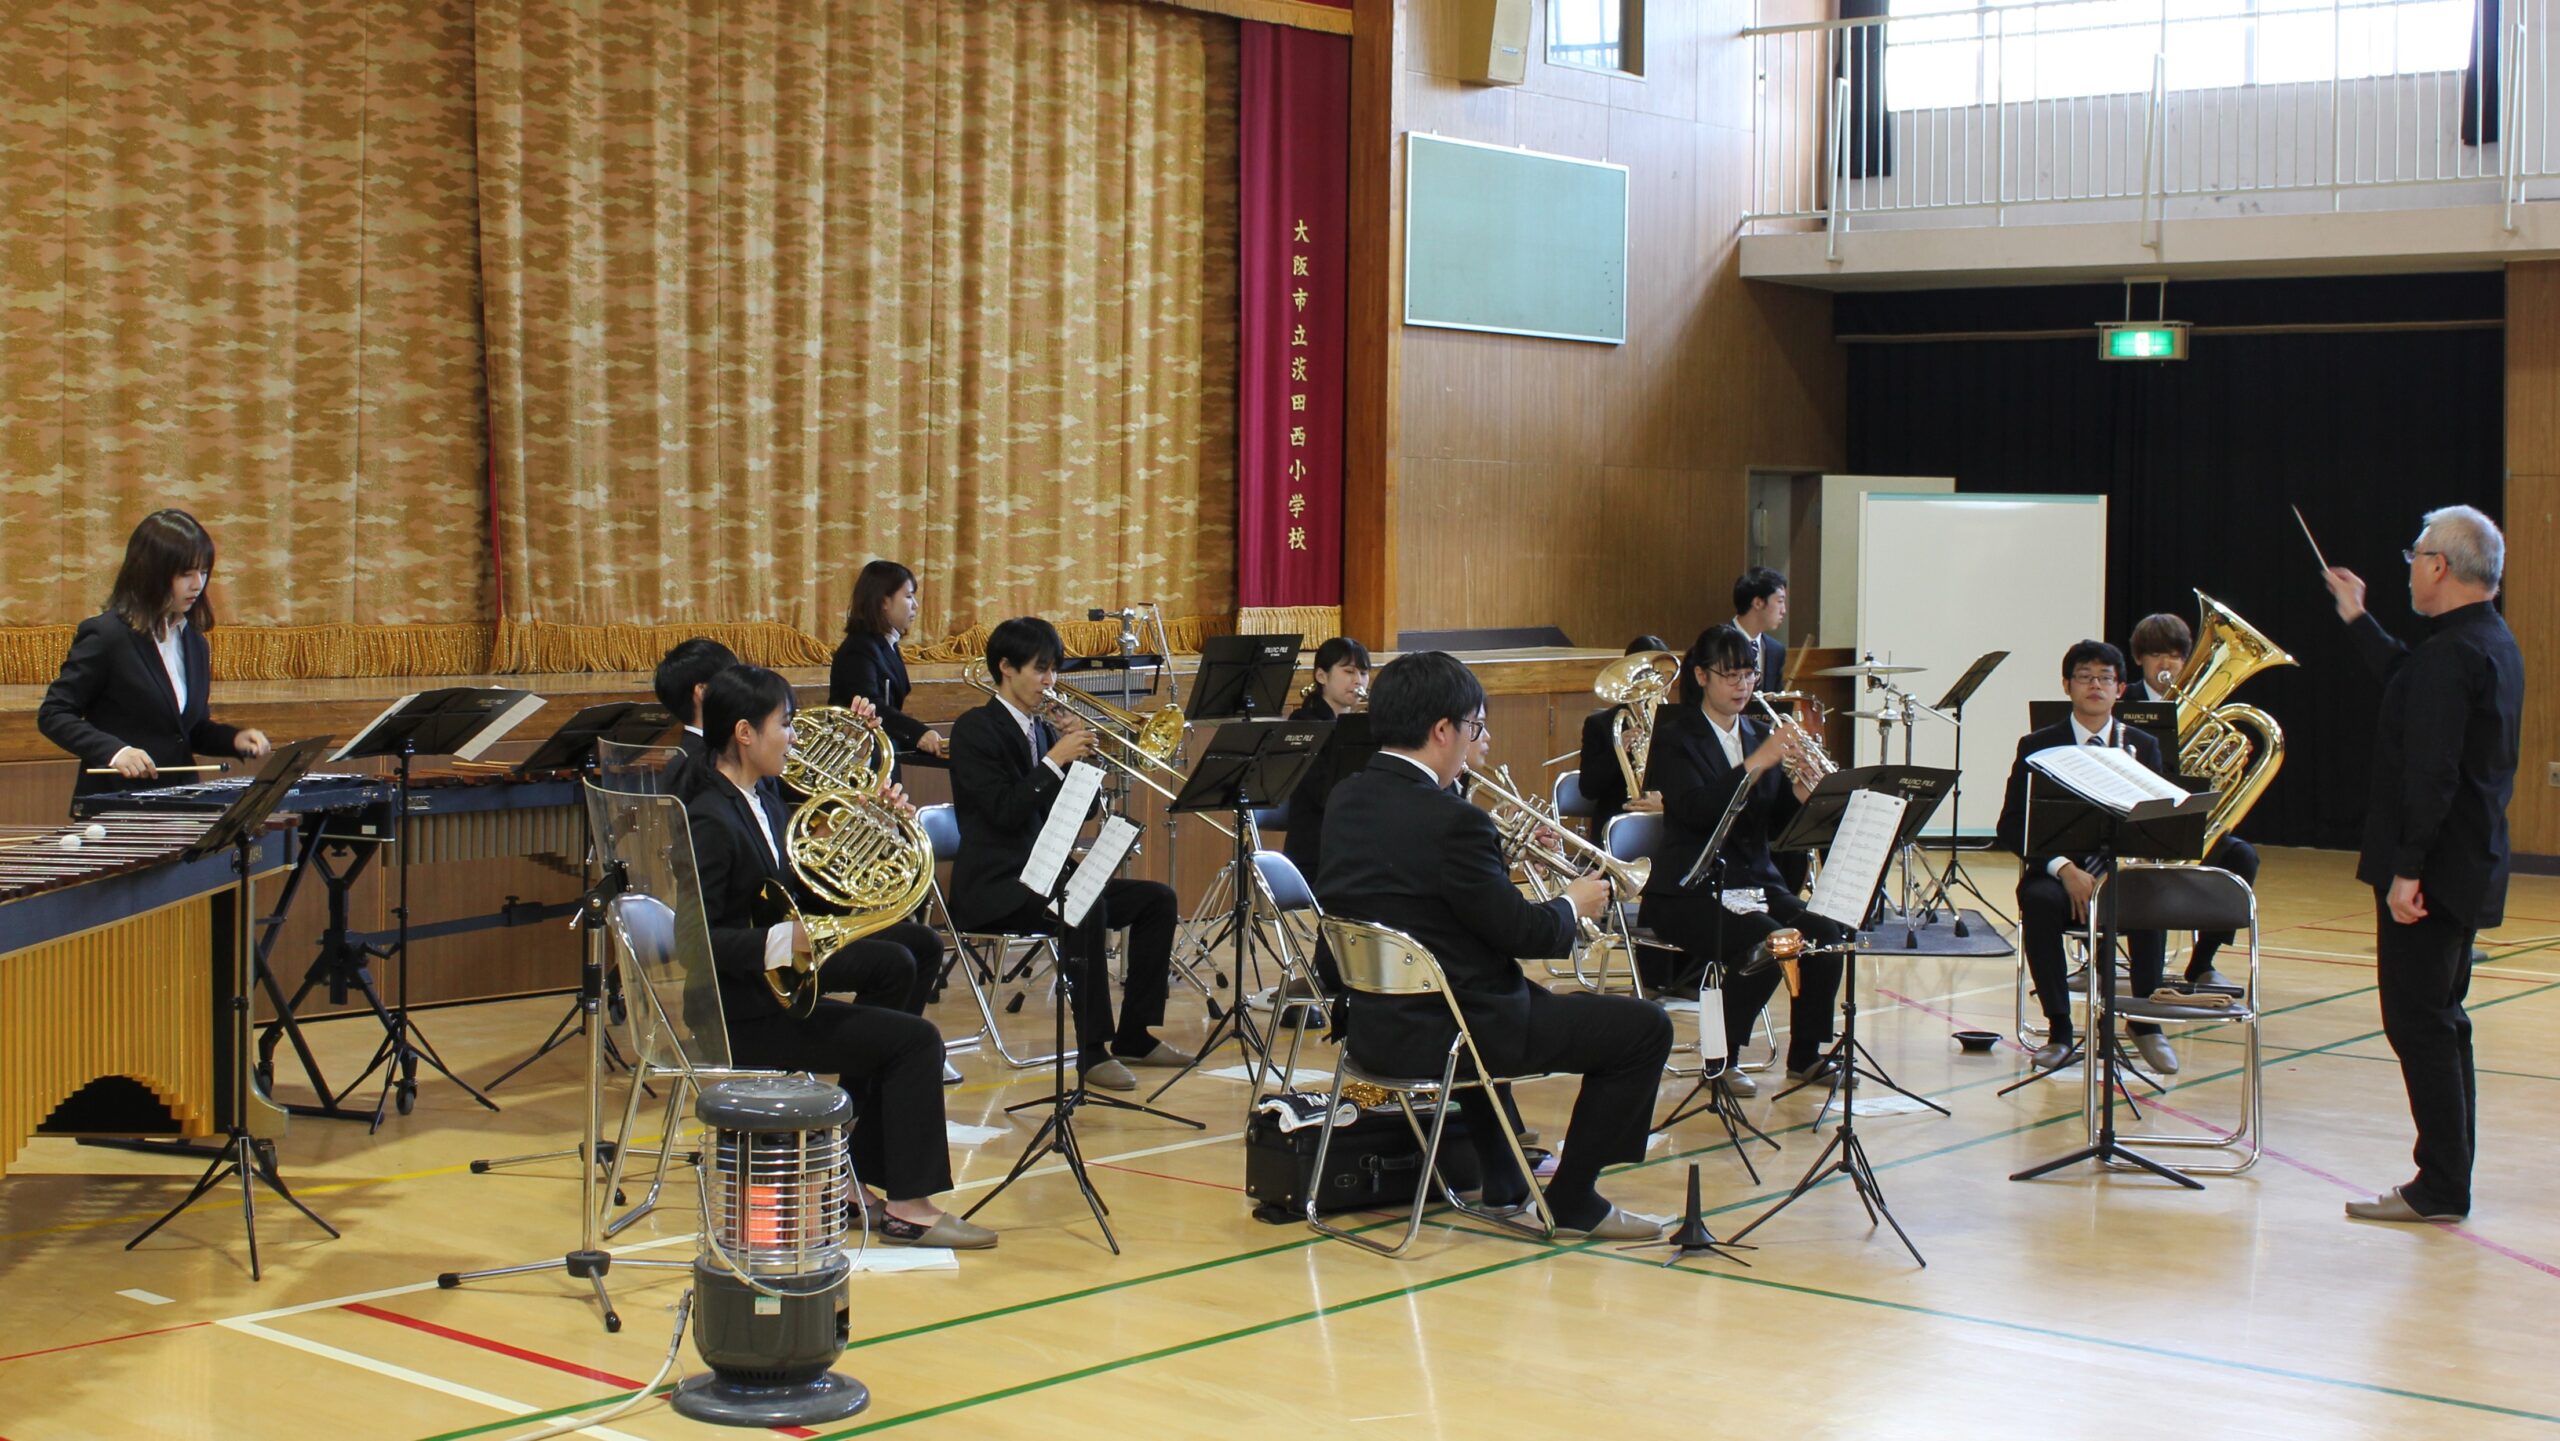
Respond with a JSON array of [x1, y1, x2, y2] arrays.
[[727, 1000, 952, 1201], [1638, 888, 1848, 1072], [813, 920, 943, 1016], [1367, 986, 1672, 1216], [2374, 894, 2477, 1215], [2189, 837, 2260, 974], [2016, 868, 2166, 1040], [982, 877, 1177, 1065]]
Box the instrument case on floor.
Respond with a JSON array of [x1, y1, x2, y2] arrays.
[[1243, 1102, 1481, 1220]]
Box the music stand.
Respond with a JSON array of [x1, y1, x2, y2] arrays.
[[1147, 720, 1331, 1102], [329, 688, 543, 1127], [127, 737, 342, 1279], [1729, 772, 1947, 1267], [1908, 652, 2009, 934], [482, 704, 671, 1093], [1190, 634, 1305, 721], [2008, 776, 2214, 1191]]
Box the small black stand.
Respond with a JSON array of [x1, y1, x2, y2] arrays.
[[967, 854, 1202, 1253], [1908, 651, 2011, 934], [482, 703, 672, 1092], [1620, 1163, 1753, 1266], [2008, 774, 2214, 1190], [1149, 719, 1330, 1102], [1730, 770, 1954, 1267], [328, 688, 542, 1128], [126, 738, 342, 1279]]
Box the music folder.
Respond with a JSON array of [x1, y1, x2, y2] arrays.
[[2022, 744, 2216, 863], [1769, 765, 1954, 856], [1189, 634, 1305, 721], [1169, 720, 1332, 815]]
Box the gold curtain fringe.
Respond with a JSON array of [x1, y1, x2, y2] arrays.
[[1234, 606, 1343, 649], [0, 623, 499, 686], [489, 619, 834, 675]]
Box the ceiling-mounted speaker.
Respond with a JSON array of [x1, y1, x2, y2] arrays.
[[1457, 0, 1531, 86]]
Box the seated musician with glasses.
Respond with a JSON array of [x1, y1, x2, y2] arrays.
[[1994, 640, 2180, 1076], [1575, 634, 1671, 838], [673, 664, 994, 1249], [2128, 611, 2261, 990], [946, 616, 1192, 1092], [1317, 651, 1673, 1241], [1635, 625, 1849, 1094]]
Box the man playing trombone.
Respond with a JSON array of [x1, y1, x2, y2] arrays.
[[947, 617, 1192, 1091]]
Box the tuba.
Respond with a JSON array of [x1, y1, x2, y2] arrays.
[[2164, 591, 2294, 852], [762, 712, 937, 1016], [1593, 650, 1680, 797]]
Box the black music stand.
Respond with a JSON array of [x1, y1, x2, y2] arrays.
[[1729, 772, 1944, 1266], [1909, 651, 2010, 934], [329, 688, 542, 1127], [127, 737, 342, 1280], [2008, 777, 2214, 1191], [1191, 634, 1305, 721], [482, 703, 671, 1092], [1148, 719, 1331, 1102]]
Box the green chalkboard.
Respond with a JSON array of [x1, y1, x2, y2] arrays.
[[1403, 133, 1628, 346]]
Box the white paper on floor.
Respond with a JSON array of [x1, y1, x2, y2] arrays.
[[946, 1121, 1010, 1145], [1203, 1064, 1335, 1089], [850, 1247, 959, 1274], [1814, 1092, 1942, 1119]]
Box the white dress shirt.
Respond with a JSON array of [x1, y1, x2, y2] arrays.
[[1703, 709, 1746, 770], [2045, 714, 2123, 878], [155, 620, 188, 713]]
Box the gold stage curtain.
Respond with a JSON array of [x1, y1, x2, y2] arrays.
[[0, 0, 492, 679], [477, 0, 1240, 674]]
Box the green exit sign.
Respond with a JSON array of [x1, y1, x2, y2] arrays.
[[2099, 322, 2190, 361]]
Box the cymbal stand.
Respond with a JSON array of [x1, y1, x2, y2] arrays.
[[1906, 685, 2012, 935]]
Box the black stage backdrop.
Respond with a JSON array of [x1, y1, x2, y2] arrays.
[[1841, 273, 2506, 851]]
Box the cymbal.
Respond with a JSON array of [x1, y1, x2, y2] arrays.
[[1810, 661, 1927, 678], [1836, 709, 1899, 721]]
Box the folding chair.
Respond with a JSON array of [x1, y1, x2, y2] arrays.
[[917, 802, 1064, 1071], [2087, 862, 2265, 1173]]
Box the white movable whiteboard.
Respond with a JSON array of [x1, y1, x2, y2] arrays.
[[1852, 493, 2107, 838]]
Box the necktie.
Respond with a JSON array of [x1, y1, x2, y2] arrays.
[[2088, 735, 2104, 746]]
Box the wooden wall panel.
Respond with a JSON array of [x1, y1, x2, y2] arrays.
[[2505, 263, 2560, 855], [1389, 0, 1846, 651]]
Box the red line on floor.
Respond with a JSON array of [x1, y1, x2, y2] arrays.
[[0, 1320, 209, 1365], [344, 1303, 820, 1437], [1878, 989, 2034, 1054], [1089, 1160, 1247, 1193]]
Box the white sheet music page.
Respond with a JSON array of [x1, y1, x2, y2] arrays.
[[454, 690, 547, 760], [1807, 789, 1908, 929], [2026, 743, 2185, 813], [328, 693, 421, 764], [1062, 815, 1141, 927], [1019, 760, 1105, 898]]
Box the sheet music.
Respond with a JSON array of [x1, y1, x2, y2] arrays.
[[454, 690, 547, 760], [1806, 789, 1908, 929], [1061, 815, 1140, 927], [1019, 761, 1104, 897], [329, 692, 422, 764], [2026, 744, 2186, 813]]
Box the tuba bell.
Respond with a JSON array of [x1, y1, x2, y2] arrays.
[[2165, 591, 2294, 852]]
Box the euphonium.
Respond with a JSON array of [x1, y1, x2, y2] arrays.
[[1594, 650, 1680, 797], [2164, 591, 2294, 852]]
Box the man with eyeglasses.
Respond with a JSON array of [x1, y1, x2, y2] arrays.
[[1994, 640, 2181, 1076], [2324, 506, 2521, 1225], [1318, 651, 1674, 1241]]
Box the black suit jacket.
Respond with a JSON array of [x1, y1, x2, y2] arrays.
[[947, 698, 1082, 928], [1577, 704, 1632, 833], [39, 612, 241, 802], [2349, 602, 2524, 929], [1315, 755, 1578, 1072], [1639, 703, 1799, 897], [674, 764, 808, 1025], [1993, 719, 2170, 873], [1752, 631, 1787, 692], [1278, 695, 1340, 881], [827, 632, 929, 750]]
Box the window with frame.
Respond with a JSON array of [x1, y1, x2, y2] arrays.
[[1549, 0, 1645, 76]]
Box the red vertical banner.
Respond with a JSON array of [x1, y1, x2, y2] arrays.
[[1237, 20, 1350, 610]]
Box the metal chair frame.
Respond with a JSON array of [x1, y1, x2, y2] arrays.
[[2084, 862, 2264, 1173], [1305, 918, 1557, 1257], [1607, 812, 1777, 1073], [913, 803, 1064, 1071]]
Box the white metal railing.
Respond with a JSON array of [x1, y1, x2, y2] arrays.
[[1747, 0, 2553, 234]]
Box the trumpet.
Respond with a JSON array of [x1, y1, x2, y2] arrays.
[[1752, 693, 1837, 787], [1462, 764, 1650, 939], [964, 673, 1235, 840]]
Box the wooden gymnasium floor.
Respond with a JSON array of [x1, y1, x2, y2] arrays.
[[7, 846, 2560, 1439]]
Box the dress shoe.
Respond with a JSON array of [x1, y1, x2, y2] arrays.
[[1712, 1068, 1758, 1099], [2028, 1039, 2075, 1071], [2345, 1186, 2465, 1223], [1083, 1058, 1138, 1091], [1556, 1205, 1666, 1242], [876, 1211, 1000, 1249], [2183, 966, 2232, 991], [2131, 1032, 2180, 1076], [1785, 1056, 1842, 1085], [1118, 1040, 1196, 1068]]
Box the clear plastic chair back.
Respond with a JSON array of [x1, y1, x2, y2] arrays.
[[584, 782, 734, 1074]]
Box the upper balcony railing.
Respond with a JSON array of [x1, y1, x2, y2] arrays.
[[1746, 0, 2551, 246]]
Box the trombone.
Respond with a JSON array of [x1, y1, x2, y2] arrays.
[[963, 673, 1236, 840]]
